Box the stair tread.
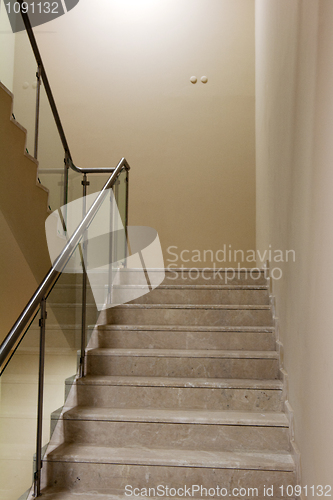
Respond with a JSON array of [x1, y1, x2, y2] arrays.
[[87, 348, 279, 359], [37, 492, 119, 500], [47, 303, 96, 308], [114, 268, 267, 272], [38, 491, 157, 500], [111, 304, 271, 310], [38, 491, 297, 500], [38, 492, 297, 500], [77, 375, 283, 389], [38, 494, 202, 500], [64, 406, 289, 426], [121, 286, 269, 291], [46, 443, 295, 471], [56, 284, 268, 290], [29, 324, 95, 329], [98, 324, 275, 332]]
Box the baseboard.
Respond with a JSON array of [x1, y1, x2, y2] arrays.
[[268, 266, 302, 491]]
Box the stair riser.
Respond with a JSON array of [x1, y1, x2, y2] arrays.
[[164, 271, 268, 285], [126, 288, 269, 305], [49, 287, 95, 304], [105, 308, 273, 327], [114, 270, 268, 286], [64, 420, 290, 452], [98, 330, 276, 350], [55, 274, 81, 285], [45, 462, 295, 498], [46, 306, 97, 326], [86, 355, 279, 379], [77, 385, 283, 411], [23, 328, 82, 349]]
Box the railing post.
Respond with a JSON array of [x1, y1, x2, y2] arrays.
[[114, 178, 120, 264], [108, 189, 113, 305], [63, 153, 70, 210], [79, 174, 89, 378], [34, 64, 41, 159], [34, 297, 47, 497], [125, 169, 129, 267]]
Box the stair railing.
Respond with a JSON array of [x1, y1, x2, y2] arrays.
[[1, 3, 132, 376], [1, 6, 131, 497], [7, 0, 131, 401], [0, 156, 130, 497]]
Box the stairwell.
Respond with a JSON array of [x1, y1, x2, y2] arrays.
[[35, 268, 297, 499]]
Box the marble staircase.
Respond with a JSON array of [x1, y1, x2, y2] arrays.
[[38, 269, 296, 499]]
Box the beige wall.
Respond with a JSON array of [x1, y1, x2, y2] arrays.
[[0, 209, 38, 342], [256, 0, 333, 485], [28, 0, 256, 267]]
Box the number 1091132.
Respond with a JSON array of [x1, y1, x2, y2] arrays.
[[5, 2, 60, 14], [279, 485, 331, 497]]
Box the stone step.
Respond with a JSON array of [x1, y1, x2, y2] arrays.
[[97, 325, 276, 351], [49, 281, 270, 306], [114, 284, 269, 305], [50, 284, 270, 309], [45, 444, 295, 498], [47, 283, 270, 308], [75, 376, 284, 411], [63, 407, 290, 452], [113, 268, 268, 286], [105, 304, 273, 327], [86, 348, 279, 379]]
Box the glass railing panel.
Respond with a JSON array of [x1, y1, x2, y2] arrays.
[[114, 168, 128, 227], [36, 81, 66, 212], [0, 313, 40, 500], [42, 269, 83, 448], [113, 168, 128, 266], [67, 167, 82, 205], [41, 202, 103, 436], [89, 173, 110, 196], [67, 173, 112, 207], [84, 170, 129, 309], [80, 188, 113, 312]]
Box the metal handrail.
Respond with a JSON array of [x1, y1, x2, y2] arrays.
[[66, 156, 117, 175], [0, 157, 130, 375]]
